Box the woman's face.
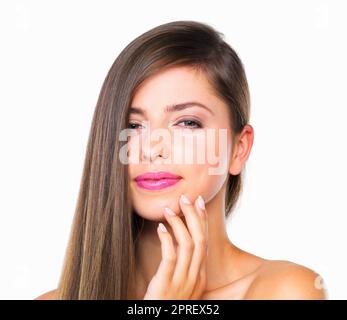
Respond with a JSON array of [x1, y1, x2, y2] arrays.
[[127, 66, 234, 221]]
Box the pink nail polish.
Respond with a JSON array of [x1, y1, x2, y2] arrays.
[[180, 194, 191, 205], [159, 223, 167, 232], [197, 195, 205, 210], [164, 207, 176, 216]]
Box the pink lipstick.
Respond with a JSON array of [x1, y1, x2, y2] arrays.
[[134, 171, 182, 190]]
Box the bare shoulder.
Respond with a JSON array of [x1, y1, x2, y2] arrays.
[[244, 260, 327, 299], [34, 289, 58, 300]]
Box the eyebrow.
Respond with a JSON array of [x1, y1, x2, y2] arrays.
[[129, 101, 215, 116]]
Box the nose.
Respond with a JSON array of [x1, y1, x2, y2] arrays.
[[141, 132, 169, 163]]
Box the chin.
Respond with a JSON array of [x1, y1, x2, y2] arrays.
[[133, 208, 170, 222], [131, 193, 185, 221]]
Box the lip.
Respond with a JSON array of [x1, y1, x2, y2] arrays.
[[134, 171, 182, 190]]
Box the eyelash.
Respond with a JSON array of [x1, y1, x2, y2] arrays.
[[128, 119, 203, 130]]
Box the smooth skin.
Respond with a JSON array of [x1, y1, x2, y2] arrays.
[[35, 66, 327, 300], [35, 192, 327, 300], [143, 194, 208, 299]]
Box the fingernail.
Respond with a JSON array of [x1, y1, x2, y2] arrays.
[[164, 207, 176, 216], [180, 194, 191, 205], [158, 223, 168, 232], [197, 195, 205, 210]]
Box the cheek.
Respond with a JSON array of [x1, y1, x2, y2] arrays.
[[183, 127, 231, 202], [126, 134, 142, 165]]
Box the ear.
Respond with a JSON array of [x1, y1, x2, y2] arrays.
[[229, 124, 254, 175]]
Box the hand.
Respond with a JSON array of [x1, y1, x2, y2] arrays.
[[143, 194, 208, 300]]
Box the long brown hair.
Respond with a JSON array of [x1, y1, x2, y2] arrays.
[[56, 20, 250, 299]]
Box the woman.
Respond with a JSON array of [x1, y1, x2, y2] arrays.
[[36, 20, 326, 300]]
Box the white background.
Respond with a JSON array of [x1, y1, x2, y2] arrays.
[[0, 0, 346, 299]]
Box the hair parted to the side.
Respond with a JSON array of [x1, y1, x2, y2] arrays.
[[56, 20, 250, 300]]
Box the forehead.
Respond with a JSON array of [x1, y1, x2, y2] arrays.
[[131, 66, 218, 111]]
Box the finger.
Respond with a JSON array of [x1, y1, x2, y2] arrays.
[[153, 222, 177, 284], [163, 206, 194, 286], [194, 195, 208, 241], [187, 195, 208, 283], [172, 195, 206, 286], [189, 255, 207, 299], [198, 244, 208, 293]]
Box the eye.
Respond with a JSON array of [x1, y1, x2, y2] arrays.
[[175, 119, 203, 129], [128, 122, 143, 130], [128, 119, 203, 130]]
